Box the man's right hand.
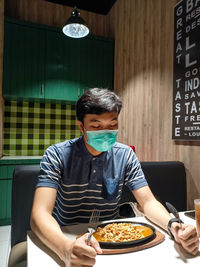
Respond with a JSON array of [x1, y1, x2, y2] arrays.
[[31, 187, 103, 266], [65, 233, 103, 267]]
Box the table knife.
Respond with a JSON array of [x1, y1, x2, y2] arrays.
[[165, 202, 183, 225]]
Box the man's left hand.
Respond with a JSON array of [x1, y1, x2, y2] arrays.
[[171, 223, 199, 255]]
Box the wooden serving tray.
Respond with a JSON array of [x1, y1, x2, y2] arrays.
[[101, 230, 165, 254]]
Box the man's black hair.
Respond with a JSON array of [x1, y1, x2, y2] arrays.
[[76, 88, 122, 123]]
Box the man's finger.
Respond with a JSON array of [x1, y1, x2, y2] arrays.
[[82, 233, 102, 254], [178, 225, 197, 240], [180, 234, 199, 246], [73, 235, 97, 258], [89, 236, 103, 254], [180, 240, 199, 255]]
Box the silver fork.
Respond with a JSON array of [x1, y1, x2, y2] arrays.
[[87, 209, 100, 245]]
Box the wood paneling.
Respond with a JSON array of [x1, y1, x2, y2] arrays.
[[110, 0, 200, 209], [3, 0, 200, 209], [0, 0, 4, 157], [4, 0, 113, 38]]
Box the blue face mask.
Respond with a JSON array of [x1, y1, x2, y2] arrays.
[[86, 129, 118, 152]]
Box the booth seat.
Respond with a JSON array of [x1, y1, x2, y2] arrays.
[[8, 161, 186, 266], [120, 161, 186, 212]]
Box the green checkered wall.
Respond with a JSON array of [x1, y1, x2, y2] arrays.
[[3, 101, 82, 156]]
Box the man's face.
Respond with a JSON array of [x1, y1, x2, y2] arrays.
[[77, 112, 119, 155], [82, 112, 118, 131]]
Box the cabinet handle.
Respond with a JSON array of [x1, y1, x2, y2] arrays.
[[41, 84, 45, 96]]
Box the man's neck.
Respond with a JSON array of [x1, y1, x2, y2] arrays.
[[82, 137, 103, 156]]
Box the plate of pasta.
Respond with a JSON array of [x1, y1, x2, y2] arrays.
[[92, 221, 156, 248]]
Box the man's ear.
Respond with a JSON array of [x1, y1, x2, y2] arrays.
[[77, 120, 84, 133]]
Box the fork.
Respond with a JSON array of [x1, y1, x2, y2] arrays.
[[87, 209, 100, 245]]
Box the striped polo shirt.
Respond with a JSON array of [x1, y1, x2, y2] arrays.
[[37, 136, 147, 226]]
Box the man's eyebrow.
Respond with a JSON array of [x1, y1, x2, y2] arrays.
[[89, 117, 118, 122], [90, 119, 100, 122], [112, 117, 118, 121]]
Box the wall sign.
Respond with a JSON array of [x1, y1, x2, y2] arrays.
[[173, 0, 200, 140]]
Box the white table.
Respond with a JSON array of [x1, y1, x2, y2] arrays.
[[27, 212, 200, 267]]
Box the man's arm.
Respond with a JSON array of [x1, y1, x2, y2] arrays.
[[133, 185, 171, 230], [30, 187, 102, 267], [133, 185, 199, 255]]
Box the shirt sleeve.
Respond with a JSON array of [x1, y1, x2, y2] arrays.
[[37, 145, 63, 190], [124, 148, 148, 191]]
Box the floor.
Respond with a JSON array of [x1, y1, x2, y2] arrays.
[[0, 225, 11, 267]]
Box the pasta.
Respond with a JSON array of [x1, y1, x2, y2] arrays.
[[93, 222, 152, 242]]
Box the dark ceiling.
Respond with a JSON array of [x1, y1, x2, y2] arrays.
[[45, 0, 117, 15]]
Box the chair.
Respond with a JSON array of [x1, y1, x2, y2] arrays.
[[141, 161, 187, 211], [8, 165, 40, 267], [120, 161, 187, 212]]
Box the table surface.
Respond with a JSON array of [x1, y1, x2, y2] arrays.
[[27, 212, 200, 267]]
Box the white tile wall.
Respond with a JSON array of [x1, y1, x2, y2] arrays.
[[0, 225, 11, 267]]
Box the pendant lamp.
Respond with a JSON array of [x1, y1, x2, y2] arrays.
[[62, 7, 89, 38]]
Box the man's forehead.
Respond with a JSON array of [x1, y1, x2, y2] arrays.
[[84, 112, 118, 121]]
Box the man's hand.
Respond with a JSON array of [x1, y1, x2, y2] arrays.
[[65, 233, 102, 267], [171, 222, 199, 255]]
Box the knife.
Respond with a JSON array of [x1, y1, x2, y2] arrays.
[[165, 202, 183, 226]]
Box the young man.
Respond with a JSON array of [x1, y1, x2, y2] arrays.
[[31, 88, 199, 267]]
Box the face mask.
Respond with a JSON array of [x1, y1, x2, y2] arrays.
[[86, 129, 118, 152]]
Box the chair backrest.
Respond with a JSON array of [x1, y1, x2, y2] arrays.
[[121, 161, 187, 212], [11, 165, 40, 247]]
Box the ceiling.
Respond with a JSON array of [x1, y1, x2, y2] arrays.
[[45, 0, 117, 15]]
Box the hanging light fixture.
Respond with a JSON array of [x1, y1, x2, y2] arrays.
[[62, 7, 89, 38]]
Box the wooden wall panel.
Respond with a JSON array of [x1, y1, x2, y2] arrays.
[[4, 0, 113, 38], [110, 0, 200, 209], [0, 0, 4, 157]]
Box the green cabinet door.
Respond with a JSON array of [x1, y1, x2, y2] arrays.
[[0, 180, 12, 225], [79, 37, 114, 92], [0, 164, 15, 225], [45, 31, 114, 101], [3, 20, 45, 100], [45, 30, 80, 102]]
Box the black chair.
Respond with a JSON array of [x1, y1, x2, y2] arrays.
[[8, 165, 40, 267], [121, 161, 187, 212]]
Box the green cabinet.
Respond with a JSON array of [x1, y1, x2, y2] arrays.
[[79, 37, 114, 90], [3, 21, 45, 100], [3, 18, 114, 102], [45, 30, 81, 101]]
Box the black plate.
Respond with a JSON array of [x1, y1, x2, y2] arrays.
[[94, 221, 156, 248]]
